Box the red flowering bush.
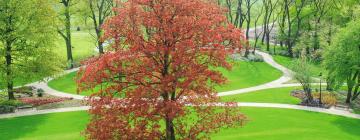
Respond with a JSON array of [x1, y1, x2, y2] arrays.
[[19, 97, 72, 106]]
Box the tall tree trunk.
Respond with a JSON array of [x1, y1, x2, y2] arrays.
[[261, 5, 268, 44], [304, 86, 313, 103], [313, 18, 320, 51], [346, 87, 352, 104], [96, 29, 104, 54], [64, 2, 74, 68], [226, 0, 233, 23], [5, 41, 15, 100], [327, 18, 333, 45], [285, 0, 293, 57], [165, 117, 175, 140], [346, 74, 357, 104]]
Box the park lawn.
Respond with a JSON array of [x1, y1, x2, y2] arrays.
[[55, 31, 96, 64], [273, 55, 325, 77], [1, 107, 360, 140], [48, 61, 282, 95], [47, 72, 98, 95], [0, 31, 96, 89], [216, 61, 282, 92], [220, 87, 302, 104], [211, 107, 360, 140]]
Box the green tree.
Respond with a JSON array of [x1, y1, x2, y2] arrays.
[[291, 50, 314, 104], [324, 19, 360, 104], [0, 0, 61, 100], [79, 0, 114, 54], [57, 0, 75, 68]]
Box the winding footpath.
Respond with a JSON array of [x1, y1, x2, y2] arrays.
[[0, 24, 357, 119], [1, 50, 360, 120]]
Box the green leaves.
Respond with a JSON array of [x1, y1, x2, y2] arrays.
[[0, 0, 63, 89]]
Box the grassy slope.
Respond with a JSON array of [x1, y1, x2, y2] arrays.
[[0, 31, 96, 89], [273, 55, 324, 77], [220, 87, 302, 104], [55, 31, 96, 64], [1, 108, 360, 140], [48, 61, 282, 95], [216, 61, 282, 92]]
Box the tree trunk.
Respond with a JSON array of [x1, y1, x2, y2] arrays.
[[5, 41, 15, 100], [266, 31, 270, 51], [346, 79, 354, 104], [165, 117, 175, 140], [96, 29, 104, 54], [287, 41, 293, 57], [285, 0, 293, 57], [313, 19, 320, 51], [64, 2, 74, 68], [261, 9, 268, 44], [244, 46, 250, 57], [346, 88, 352, 104], [305, 87, 313, 103]]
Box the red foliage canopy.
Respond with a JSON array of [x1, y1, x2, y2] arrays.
[[77, 0, 246, 139]]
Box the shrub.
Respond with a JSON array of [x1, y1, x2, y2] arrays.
[[246, 53, 264, 62], [313, 92, 337, 106], [278, 50, 290, 56], [0, 100, 25, 107], [0, 105, 16, 114], [0, 100, 24, 114], [14, 86, 35, 96], [37, 89, 45, 97]]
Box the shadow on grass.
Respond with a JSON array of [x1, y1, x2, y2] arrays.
[[0, 111, 89, 140], [0, 114, 47, 140], [331, 116, 360, 138]]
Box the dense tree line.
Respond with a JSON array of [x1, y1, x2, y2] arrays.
[[220, 0, 360, 103]]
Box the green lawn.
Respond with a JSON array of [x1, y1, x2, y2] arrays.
[[0, 111, 88, 140], [48, 61, 282, 95], [47, 72, 99, 95], [273, 55, 324, 77], [220, 87, 302, 104], [1, 107, 360, 140], [55, 31, 96, 64], [0, 31, 96, 89]]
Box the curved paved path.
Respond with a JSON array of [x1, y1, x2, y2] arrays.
[[217, 51, 295, 96], [20, 49, 298, 100], [25, 67, 86, 100], [0, 30, 352, 119], [2, 102, 360, 119]]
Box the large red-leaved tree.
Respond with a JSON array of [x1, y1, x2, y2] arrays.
[[77, 0, 246, 139]]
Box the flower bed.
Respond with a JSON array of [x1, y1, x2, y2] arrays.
[[19, 97, 72, 106]]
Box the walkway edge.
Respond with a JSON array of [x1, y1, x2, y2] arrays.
[[2, 103, 360, 120]]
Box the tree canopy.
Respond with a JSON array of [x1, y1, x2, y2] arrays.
[[324, 19, 360, 103], [77, 0, 246, 139], [0, 0, 62, 99]]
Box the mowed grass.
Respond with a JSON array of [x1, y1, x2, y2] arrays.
[[55, 31, 96, 64], [48, 61, 282, 95], [220, 87, 302, 104], [1, 108, 360, 140], [0, 111, 88, 140], [0, 32, 96, 89], [273, 55, 324, 77], [216, 61, 282, 92]]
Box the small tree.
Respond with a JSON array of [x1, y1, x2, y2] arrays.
[[79, 0, 114, 54], [292, 50, 314, 104], [77, 0, 246, 139], [57, 0, 76, 68]]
